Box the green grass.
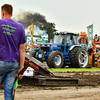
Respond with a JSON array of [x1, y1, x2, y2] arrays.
[[49, 68, 100, 72]]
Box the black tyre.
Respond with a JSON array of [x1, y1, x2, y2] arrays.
[[69, 46, 81, 68], [74, 48, 89, 68], [69, 47, 89, 68], [30, 51, 36, 57], [47, 51, 64, 68]]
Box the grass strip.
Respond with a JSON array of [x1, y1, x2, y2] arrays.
[[49, 68, 100, 72]]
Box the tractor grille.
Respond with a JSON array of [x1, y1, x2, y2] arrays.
[[41, 47, 50, 52]]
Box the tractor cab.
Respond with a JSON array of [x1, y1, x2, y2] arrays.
[[53, 32, 79, 45], [53, 32, 79, 54]]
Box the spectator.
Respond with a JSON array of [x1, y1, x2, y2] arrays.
[[88, 46, 94, 55], [96, 49, 99, 52], [0, 4, 25, 100], [88, 46, 95, 67]]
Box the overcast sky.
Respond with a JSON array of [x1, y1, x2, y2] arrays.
[[0, 0, 100, 36]]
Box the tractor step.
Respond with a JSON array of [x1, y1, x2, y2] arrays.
[[64, 56, 70, 64]]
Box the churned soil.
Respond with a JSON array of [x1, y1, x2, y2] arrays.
[[0, 71, 100, 100], [0, 85, 100, 100]]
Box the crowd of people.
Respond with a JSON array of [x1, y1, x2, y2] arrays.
[[87, 34, 100, 67]]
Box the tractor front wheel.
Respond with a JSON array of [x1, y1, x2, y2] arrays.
[[47, 51, 64, 68]]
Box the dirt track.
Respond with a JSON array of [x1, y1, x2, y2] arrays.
[[1, 71, 100, 100], [0, 85, 100, 100]]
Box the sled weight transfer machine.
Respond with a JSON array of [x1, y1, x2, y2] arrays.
[[24, 53, 54, 77], [23, 53, 78, 86]]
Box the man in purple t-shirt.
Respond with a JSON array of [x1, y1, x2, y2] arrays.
[[0, 4, 25, 100]]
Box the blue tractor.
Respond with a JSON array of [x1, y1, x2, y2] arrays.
[[30, 32, 89, 68]]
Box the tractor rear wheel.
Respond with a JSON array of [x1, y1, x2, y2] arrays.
[[69, 47, 89, 68], [47, 51, 64, 68], [75, 48, 89, 68]]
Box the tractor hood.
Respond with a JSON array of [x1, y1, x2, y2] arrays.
[[40, 43, 60, 47]]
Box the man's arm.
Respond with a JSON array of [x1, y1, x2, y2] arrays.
[[16, 43, 25, 79], [19, 43, 25, 70]]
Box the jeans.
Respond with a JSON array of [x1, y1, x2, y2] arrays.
[[0, 61, 19, 100]]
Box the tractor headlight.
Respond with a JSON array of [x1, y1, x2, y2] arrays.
[[44, 51, 46, 54], [47, 44, 51, 47], [51, 45, 57, 47]]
